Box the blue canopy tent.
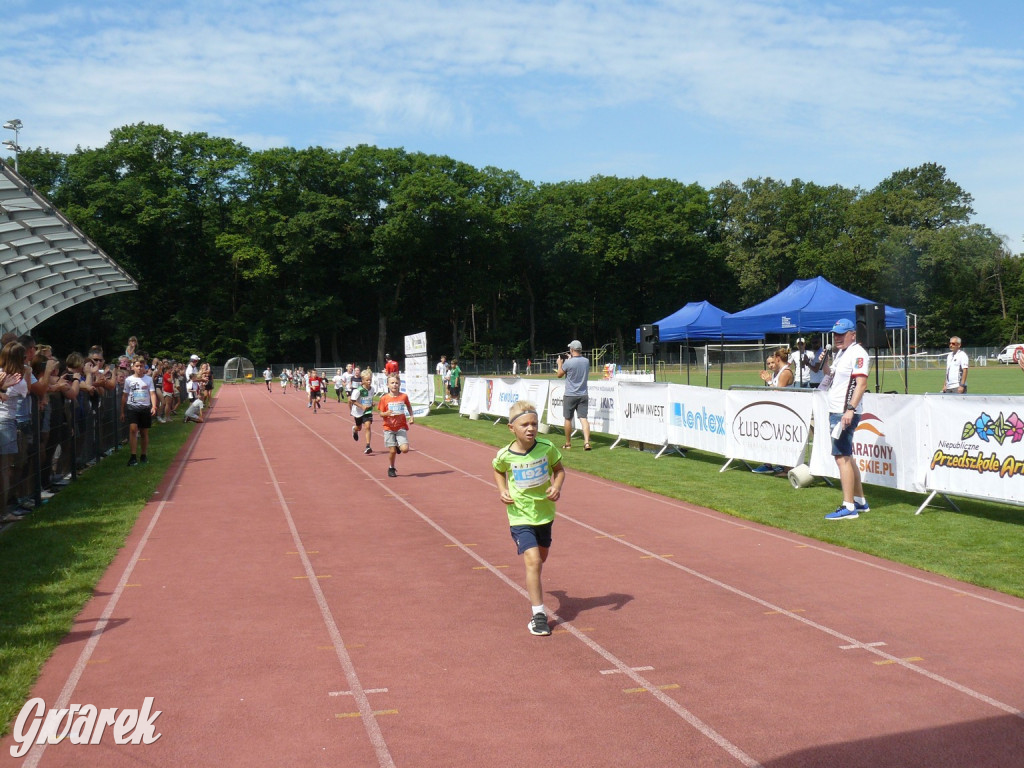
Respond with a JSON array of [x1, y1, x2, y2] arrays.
[[637, 301, 764, 385], [645, 300, 764, 342], [720, 277, 907, 335], [720, 276, 909, 392]]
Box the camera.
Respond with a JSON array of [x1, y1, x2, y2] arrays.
[[63, 373, 75, 382]]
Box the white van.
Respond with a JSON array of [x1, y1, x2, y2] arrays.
[[996, 344, 1024, 364]]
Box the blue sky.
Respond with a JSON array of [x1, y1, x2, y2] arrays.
[[5, 0, 1024, 246]]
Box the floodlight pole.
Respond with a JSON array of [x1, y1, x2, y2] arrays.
[[3, 118, 23, 173]]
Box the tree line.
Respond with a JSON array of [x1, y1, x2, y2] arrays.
[[13, 122, 1020, 368]]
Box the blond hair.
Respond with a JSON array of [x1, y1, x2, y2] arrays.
[[508, 400, 538, 422]]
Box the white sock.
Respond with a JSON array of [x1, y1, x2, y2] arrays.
[[844, 502, 856, 511], [854, 496, 866, 505], [531, 605, 545, 616]]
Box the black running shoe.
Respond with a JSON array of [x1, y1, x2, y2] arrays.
[[364, 446, 372, 455], [528, 612, 551, 636], [387, 467, 397, 477], [127, 456, 138, 467], [352, 427, 358, 442]]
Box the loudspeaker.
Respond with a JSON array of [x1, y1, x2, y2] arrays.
[[855, 303, 886, 349], [639, 324, 659, 344], [639, 341, 657, 355]]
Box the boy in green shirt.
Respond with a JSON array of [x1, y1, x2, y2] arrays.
[[492, 400, 565, 635]]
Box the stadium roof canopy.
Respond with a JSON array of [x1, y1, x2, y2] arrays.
[[0, 159, 137, 335]]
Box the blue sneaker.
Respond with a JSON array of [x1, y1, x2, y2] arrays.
[[825, 506, 859, 520], [752, 464, 775, 474], [855, 500, 870, 513]]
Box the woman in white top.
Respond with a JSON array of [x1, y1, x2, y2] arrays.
[[759, 348, 794, 388], [753, 348, 793, 474]]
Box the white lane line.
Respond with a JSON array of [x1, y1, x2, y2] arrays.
[[260, 390, 763, 767], [600, 666, 654, 675], [241, 395, 397, 768], [410, 437, 1024, 721], [21, 415, 209, 768], [420, 425, 1024, 614]]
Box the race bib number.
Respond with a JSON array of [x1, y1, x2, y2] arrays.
[[510, 457, 550, 490], [387, 401, 408, 416]]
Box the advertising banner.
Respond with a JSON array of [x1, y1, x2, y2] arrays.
[[459, 377, 488, 416], [725, 389, 811, 468], [808, 393, 924, 492], [544, 380, 618, 435], [400, 375, 434, 418], [402, 331, 432, 417], [919, 394, 1024, 504], [616, 382, 670, 445], [460, 378, 551, 422], [666, 384, 727, 455]]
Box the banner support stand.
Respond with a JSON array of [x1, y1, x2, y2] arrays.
[[655, 444, 685, 459], [915, 490, 961, 516]]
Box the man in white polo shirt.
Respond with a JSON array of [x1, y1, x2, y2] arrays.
[[823, 318, 870, 520], [942, 336, 969, 393]]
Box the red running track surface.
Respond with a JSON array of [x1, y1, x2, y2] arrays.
[[3, 384, 1023, 767]]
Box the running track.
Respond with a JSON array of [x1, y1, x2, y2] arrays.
[[3, 384, 1023, 767]]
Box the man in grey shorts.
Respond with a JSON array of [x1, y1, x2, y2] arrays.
[[556, 339, 592, 450]]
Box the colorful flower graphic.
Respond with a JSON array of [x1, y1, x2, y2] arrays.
[[961, 411, 1024, 444]]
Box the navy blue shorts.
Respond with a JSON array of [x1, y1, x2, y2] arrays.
[[510, 522, 553, 555], [829, 412, 860, 456]]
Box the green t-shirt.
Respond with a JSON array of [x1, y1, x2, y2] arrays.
[[449, 365, 461, 388], [492, 438, 562, 526]]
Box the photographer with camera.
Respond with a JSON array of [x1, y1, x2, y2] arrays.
[[808, 336, 830, 389], [556, 340, 592, 451]]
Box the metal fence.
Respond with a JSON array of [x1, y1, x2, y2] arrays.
[[2, 386, 130, 524]]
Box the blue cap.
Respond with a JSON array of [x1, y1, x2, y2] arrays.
[[832, 318, 856, 334]]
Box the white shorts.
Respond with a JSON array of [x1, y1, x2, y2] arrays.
[[383, 429, 409, 449]]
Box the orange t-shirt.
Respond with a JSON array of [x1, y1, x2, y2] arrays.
[[377, 392, 412, 431]]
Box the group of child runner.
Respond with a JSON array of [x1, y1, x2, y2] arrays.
[[268, 362, 561, 636]]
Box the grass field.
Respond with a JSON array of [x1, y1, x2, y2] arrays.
[[2, 370, 1022, 736]]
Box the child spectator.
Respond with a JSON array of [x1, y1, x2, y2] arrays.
[[492, 400, 565, 636], [377, 373, 414, 477], [183, 397, 205, 423], [350, 369, 374, 454], [160, 361, 176, 423], [121, 357, 158, 466], [448, 358, 462, 405]]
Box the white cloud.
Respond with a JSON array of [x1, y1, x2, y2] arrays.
[[3, 0, 1023, 237]]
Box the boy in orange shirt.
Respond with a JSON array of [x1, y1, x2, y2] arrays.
[[377, 373, 414, 477]]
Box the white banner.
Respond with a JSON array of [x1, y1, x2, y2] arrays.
[[399, 374, 434, 418], [725, 389, 812, 467], [544, 380, 618, 435], [616, 382, 670, 445], [919, 394, 1024, 504], [401, 331, 431, 416], [666, 384, 727, 455], [459, 377, 488, 416], [405, 355, 429, 378], [404, 332, 427, 357], [462, 377, 552, 420], [808, 393, 925, 492]]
